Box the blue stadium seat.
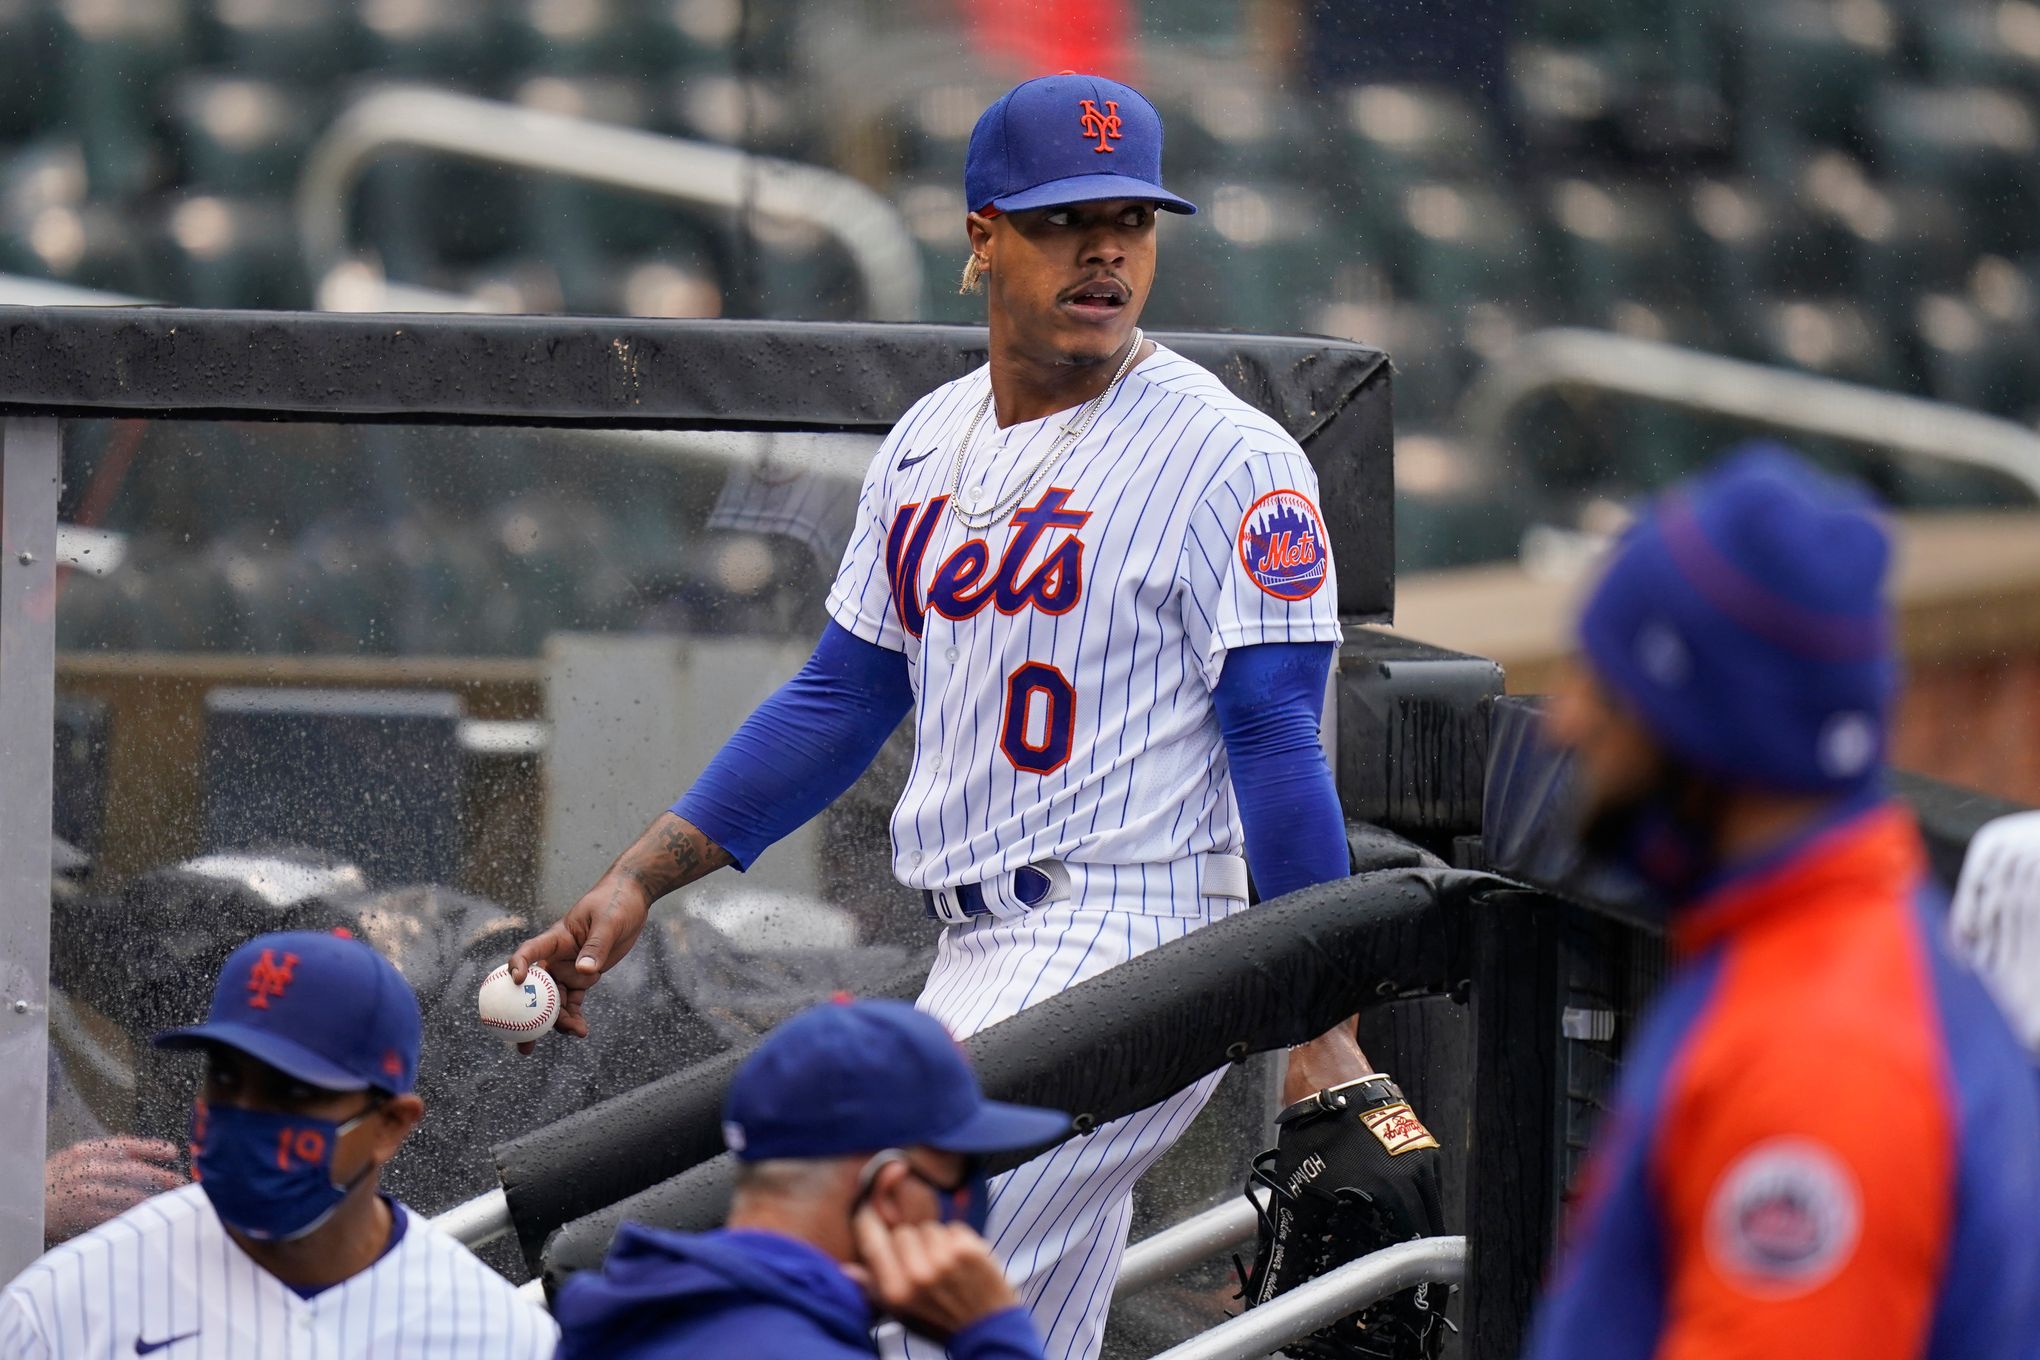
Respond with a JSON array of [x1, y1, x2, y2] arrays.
[[888, 79, 1008, 186], [1541, 176, 1692, 317], [631, 0, 747, 77], [1746, 293, 1903, 386], [1682, 178, 1832, 321], [0, 198, 157, 296], [1327, 82, 1500, 205], [1734, 0, 1903, 176], [1154, 83, 1317, 181], [0, 0, 56, 140], [153, 193, 305, 308], [891, 179, 976, 324], [1152, 180, 1352, 334], [1867, 81, 2040, 255], [1390, 179, 1540, 313], [166, 75, 316, 196], [53, 0, 196, 198], [196, 0, 359, 90], [503, 0, 638, 74], [352, 0, 506, 83], [654, 72, 804, 156], [1912, 257, 2040, 419]]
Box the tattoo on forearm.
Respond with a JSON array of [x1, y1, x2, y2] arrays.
[[615, 815, 731, 900]]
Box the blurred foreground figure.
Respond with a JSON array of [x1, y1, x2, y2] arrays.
[[554, 998, 1067, 1360], [1525, 447, 2040, 1360], [1950, 810, 2040, 1059], [0, 930, 556, 1359]]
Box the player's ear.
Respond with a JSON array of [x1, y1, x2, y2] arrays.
[[865, 1156, 917, 1228], [367, 1094, 425, 1160], [963, 212, 998, 290], [965, 211, 996, 258]]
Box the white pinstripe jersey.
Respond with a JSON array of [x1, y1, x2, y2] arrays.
[[825, 343, 1341, 894], [0, 1184, 557, 1360]]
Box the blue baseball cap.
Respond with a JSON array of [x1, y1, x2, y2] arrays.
[[722, 999, 1070, 1161], [153, 929, 422, 1094], [966, 73, 1196, 216]]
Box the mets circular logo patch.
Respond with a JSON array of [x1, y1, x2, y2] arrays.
[[1238, 490, 1328, 600], [1705, 1138, 1860, 1296]]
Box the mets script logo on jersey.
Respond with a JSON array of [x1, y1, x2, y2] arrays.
[[245, 949, 300, 1009], [885, 488, 1090, 638], [1078, 99, 1122, 153], [1237, 490, 1328, 600]]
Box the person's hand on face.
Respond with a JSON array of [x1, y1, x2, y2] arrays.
[[846, 1150, 1019, 1341]]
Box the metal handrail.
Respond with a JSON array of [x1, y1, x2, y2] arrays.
[[432, 1187, 513, 1251], [1113, 1193, 1262, 1299], [1461, 327, 2040, 504], [436, 1182, 1261, 1282], [1149, 1236, 1466, 1360], [296, 86, 923, 321]]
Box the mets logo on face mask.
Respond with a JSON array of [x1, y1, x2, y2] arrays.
[[1238, 490, 1329, 600], [245, 949, 300, 1009], [1078, 99, 1122, 153]]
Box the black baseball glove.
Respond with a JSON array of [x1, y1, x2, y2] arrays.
[[1233, 1073, 1450, 1360]]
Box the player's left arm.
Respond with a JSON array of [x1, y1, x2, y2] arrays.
[[1213, 642, 1374, 1087], [1649, 1033, 1953, 1360], [1183, 442, 1367, 1086]]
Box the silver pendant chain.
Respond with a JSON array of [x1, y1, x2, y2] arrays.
[[947, 328, 1144, 530]]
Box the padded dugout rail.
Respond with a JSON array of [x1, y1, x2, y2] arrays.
[[525, 865, 1502, 1283], [0, 309, 1396, 620]]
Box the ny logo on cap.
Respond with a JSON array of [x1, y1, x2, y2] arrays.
[[245, 949, 300, 1010], [1078, 99, 1121, 153]]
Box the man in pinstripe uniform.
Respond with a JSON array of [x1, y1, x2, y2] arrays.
[[0, 929, 556, 1359], [513, 72, 1385, 1359]]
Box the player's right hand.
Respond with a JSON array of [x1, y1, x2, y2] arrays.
[[850, 1207, 1023, 1341], [507, 875, 653, 1053]]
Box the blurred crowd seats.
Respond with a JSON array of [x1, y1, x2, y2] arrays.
[[6, 0, 2039, 606]]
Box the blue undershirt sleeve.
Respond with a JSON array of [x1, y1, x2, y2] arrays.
[[1213, 642, 1349, 901], [670, 620, 914, 870]]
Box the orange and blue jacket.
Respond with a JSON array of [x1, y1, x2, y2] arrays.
[[1524, 799, 2040, 1360]]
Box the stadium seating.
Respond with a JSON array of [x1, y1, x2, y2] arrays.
[[10, 0, 2039, 652]]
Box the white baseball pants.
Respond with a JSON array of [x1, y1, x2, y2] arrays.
[[895, 896, 1245, 1360]]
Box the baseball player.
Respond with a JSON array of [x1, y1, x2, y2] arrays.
[[512, 72, 1389, 1359], [1525, 448, 2040, 1360], [1949, 809, 2040, 1060], [0, 929, 557, 1359]]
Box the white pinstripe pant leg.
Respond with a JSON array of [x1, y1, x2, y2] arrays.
[[893, 900, 1239, 1360]]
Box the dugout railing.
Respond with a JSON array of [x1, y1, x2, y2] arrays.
[[0, 307, 2022, 1359]]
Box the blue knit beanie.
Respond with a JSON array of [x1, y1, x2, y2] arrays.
[[1578, 444, 1897, 794]]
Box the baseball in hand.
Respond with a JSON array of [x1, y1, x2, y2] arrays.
[[478, 964, 561, 1044]]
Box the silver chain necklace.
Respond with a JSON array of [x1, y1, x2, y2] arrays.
[[946, 328, 1145, 530]]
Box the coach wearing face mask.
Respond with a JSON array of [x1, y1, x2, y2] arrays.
[[0, 928, 556, 1359], [554, 998, 1068, 1360]]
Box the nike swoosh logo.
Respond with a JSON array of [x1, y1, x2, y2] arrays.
[[136, 1334, 200, 1355], [897, 449, 936, 470]]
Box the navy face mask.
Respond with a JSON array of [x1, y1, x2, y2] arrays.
[[854, 1150, 991, 1236], [191, 1099, 380, 1242]]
